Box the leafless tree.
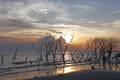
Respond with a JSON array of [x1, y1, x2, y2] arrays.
[[0, 53, 5, 65], [25, 56, 28, 66], [106, 38, 120, 69], [58, 37, 66, 63], [85, 37, 120, 69], [51, 39, 58, 64], [58, 35, 73, 64], [74, 44, 86, 63], [42, 35, 55, 63], [84, 39, 94, 66], [12, 45, 22, 64], [37, 35, 55, 63], [32, 43, 43, 68]]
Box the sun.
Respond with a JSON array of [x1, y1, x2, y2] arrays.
[[62, 32, 73, 43]]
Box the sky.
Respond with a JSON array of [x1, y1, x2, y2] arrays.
[[0, 0, 120, 44]]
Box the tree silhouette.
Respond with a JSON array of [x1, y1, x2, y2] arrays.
[[0, 53, 5, 65]]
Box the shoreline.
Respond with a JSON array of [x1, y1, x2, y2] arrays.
[[23, 70, 120, 80], [0, 63, 120, 80]]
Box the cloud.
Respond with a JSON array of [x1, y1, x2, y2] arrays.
[[74, 5, 94, 11], [0, 0, 97, 26], [100, 23, 111, 26], [0, 18, 33, 28], [0, 17, 35, 39], [101, 19, 120, 29], [4, 0, 71, 24], [0, 37, 24, 43], [86, 21, 95, 24], [112, 20, 120, 28], [0, 0, 119, 43], [100, 19, 120, 37], [50, 23, 111, 41], [52, 24, 80, 28], [109, 10, 120, 14]]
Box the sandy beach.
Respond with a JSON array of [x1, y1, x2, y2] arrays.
[[23, 70, 120, 80]]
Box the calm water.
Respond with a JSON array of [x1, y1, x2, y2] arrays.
[[0, 53, 91, 80], [0, 52, 119, 80], [0, 54, 89, 80]]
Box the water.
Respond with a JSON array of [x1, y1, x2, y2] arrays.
[[0, 53, 90, 80], [0, 52, 119, 80]]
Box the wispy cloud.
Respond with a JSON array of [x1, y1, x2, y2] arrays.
[[5, 0, 71, 24], [74, 5, 95, 11], [109, 10, 120, 14], [0, 18, 33, 28], [0, 0, 96, 26], [86, 21, 95, 24], [112, 19, 120, 28], [0, 0, 120, 43], [100, 19, 120, 37], [0, 37, 24, 43], [101, 19, 120, 29]]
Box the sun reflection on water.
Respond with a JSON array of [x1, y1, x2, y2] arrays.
[[54, 64, 91, 75], [64, 66, 72, 73]]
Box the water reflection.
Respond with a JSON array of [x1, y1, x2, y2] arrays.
[[0, 64, 90, 80], [64, 66, 72, 73], [54, 64, 90, 74]]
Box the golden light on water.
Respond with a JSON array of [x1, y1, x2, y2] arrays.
[[64, 67, 72, 73], [62, 65, 90, 74]]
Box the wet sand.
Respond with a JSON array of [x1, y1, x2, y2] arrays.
[[23, 70, 120, 80], [0, 65, 90, 80]]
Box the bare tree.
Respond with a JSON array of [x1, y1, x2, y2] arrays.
[[37, 35, 55, 63], [32, 43, 43, 68], [51, 39, 58, 64], [25, 57, 28, 66], [94, 38, 107, 69], [106, 38, 120, 69], [112, 53, 120, 70], [84, 39, 95, 66], [69, 45, 80, 64], [42, 35, 55, 63], [0, 53, 5, 65], [12, 45, 22, 64], [85, 37, 120, 69], [58, 35, 73, 64]]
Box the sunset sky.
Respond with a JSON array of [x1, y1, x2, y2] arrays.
[[0, 0, 120, 43]]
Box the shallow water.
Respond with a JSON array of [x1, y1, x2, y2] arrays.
[[0, 63, 90, 80], [0, 54, 90, 80], [0, 53, 119, 80]]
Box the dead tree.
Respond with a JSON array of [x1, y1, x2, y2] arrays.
[[32, 43, 43, 68], [96, 38, 107, 69], [12, 45, 22, 64], [25, 57, 28, 66], [0, 54, 5, 65], [37, 35, 55, 63], [51, 39, 58, 64], [111, 53, 120, 70], [58, 37, 66, 63], [106, 38, 120, 69], [42, 35, 55, 63], [87, 38, 108, 69], [58, 35, 73, 64], [69, 45, 80, 64], [84, 39, 97, 66]]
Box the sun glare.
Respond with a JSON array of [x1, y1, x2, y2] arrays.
[[62, 32, 73, 43], [64, 67, 72, 73]]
